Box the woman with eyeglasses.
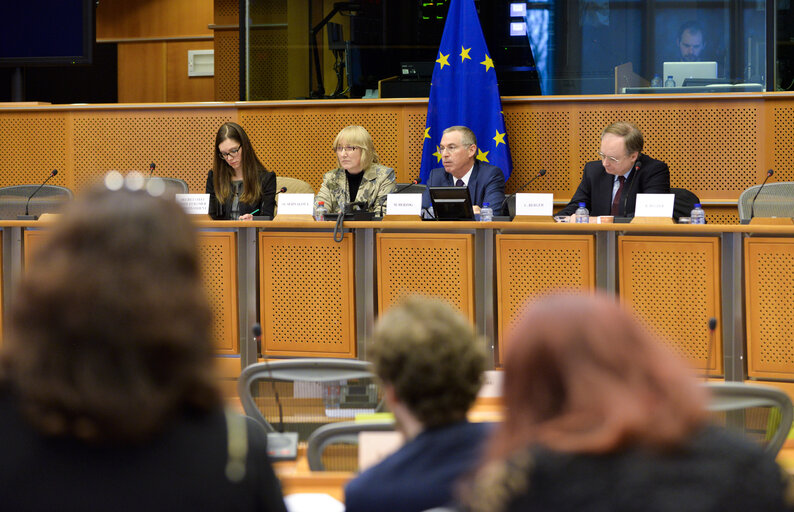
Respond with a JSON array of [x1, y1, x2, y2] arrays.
[[206, 122, 276, 220], [315, 125, 395, 214]]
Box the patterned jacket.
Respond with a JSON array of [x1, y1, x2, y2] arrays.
[[315, 163, 396, 214]]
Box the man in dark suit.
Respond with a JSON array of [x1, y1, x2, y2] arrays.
[[422, 125, 506, 214], [558, 121, 670, 217], [344, 297, 490, 512]]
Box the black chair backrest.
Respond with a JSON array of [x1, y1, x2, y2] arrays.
[[672, 187, 700, 221]]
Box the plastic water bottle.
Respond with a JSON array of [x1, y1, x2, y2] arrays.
[[664, 75, 676, 88], [575, 202, 589, 224], [690, 203, 706, 224], [480, 202, 493, 222], [315, 201, 327, 221], [650, 74, 663, 87]]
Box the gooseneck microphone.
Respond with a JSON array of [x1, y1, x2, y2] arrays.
[[619, 160, 642, 217], [20, 169, 58, 220], [275, 186, 287, 195], [499, 169, 548, 215], [148, 162, 156, 178], [393, 178, 421, 193], [749, 169, 774, 220]]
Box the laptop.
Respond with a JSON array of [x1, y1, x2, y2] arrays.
[[662, 61, 718, 88]]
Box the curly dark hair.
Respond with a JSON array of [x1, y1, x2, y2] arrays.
[[370, 296, 486, 428], [1, 185, 220, 443]]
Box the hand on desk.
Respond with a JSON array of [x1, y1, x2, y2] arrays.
[[473, 205, 481, 215], [239, 213, 254, 221]]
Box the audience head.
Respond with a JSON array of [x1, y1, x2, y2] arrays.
[[2, 184, 220, 443], [488, 292, 707, 459], [599, 121, 643, 177], [678, 21, 706, 61], [332, 125, 379, 175], [370, 296, 486, 432], [440, 126, 478, 179]]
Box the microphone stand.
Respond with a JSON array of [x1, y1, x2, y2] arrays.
[[19, 170, 58, 220], [749, 169, 774, 221]]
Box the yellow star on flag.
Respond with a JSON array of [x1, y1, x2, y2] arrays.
[[480, 54, 494, 72], [424, 127, 431, 139], [433, 145, 442, 163], [460, 46, 471, 62], [476, 149, 490, 163], [436, 52, 450, 70], [493, 129, 506, 147]]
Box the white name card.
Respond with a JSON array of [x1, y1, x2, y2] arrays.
[[477, 370, 504, 398], [278, 193, 314, 215], [634, 193, 675, 217], [175, 193, 210, 214], [515, 193, 554, 216], [386, 193, 422, 216]]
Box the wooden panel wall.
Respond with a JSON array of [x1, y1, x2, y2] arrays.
[[619, 235, 723, 373], [2, 94, 794, 217], [97, 0, 215, 103]]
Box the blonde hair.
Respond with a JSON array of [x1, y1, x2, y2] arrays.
[[332, 125, 380, 170]]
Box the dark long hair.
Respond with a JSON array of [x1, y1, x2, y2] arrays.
[[1, 186, 220, 443], [212, 122, 267, 205]]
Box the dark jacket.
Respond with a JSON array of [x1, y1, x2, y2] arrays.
[[557, 153, 670, 217], [206, 168, 277, 220], [423, 161, 506, 212]]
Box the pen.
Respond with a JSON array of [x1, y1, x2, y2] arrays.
[[249, 209, 260, 215]]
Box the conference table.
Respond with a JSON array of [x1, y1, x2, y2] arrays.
[[2, 218, 793, 390]]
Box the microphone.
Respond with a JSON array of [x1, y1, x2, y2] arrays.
[[393, 178, 421, 194], [749, 169, 774, 220], [275, 186, 287, 195], [619, 160, 642, 217], [705, 317, 718, 380], [148, 162, 156, 178], [500, 169, 547, 216], [20, 169, 58, 220]]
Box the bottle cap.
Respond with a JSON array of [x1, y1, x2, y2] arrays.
[[578, 202, 586, 207], [318, 201, 325, 205], [483, 202, 490, 207], [694, 203, 701, 208]]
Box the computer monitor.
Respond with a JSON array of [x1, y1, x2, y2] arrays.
[[429, 186, 475, 221], [662, 62, 718, 88]]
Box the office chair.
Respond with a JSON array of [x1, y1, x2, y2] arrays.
[[306, 420, 397, 471], [237, 358, 382, 441], [671, 187, 701, 221], [147, 177, 189, 197], [0, 184, 74, 219], [738, 182, 794, 222], [705, 381, 793, 457]]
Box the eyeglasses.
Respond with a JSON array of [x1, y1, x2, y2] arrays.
[[335, 146, 360, 154], [597, 151, 624, 163], [438, 144, 471, 154], [219, 146, 241, 159]]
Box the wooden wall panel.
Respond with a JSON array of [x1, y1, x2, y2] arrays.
[[745, 238, 794, 379], [197, 231, 239, 354], [619, 235, 722, 373], [495, 234, 595, 364], [117, 43, 167, 103], [259, 231, 356, 358], [376, 233, 474, 322], [97, 0, 213, 40], [166, 41, 216, 102], [0, 113, 68, 187]]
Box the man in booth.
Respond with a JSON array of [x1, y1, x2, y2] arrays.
[[344, 296, 490, 512], [557, 121, 670, 218]]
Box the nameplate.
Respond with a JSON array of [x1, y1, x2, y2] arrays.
[[515, 193, 553, 216], [175, 193, 210, 214], [634, 193, 674, 217], [278, 193, 314, 215], [386, 193, 422, 216], [477, 370, 504, 398]]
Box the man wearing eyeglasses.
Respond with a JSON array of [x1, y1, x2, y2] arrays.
[[557, 122, 670, 218], [422, 126, 506, 215]]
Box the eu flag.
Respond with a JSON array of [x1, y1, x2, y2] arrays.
[[419, 0, 512, 184]]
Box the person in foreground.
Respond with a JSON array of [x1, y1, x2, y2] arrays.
[[315, 125, 395, 214], [557, 121, 670, 217], [207, 121, 277, 220], [423, 125, 506, 215], [457, 292, 794, 512], [344, 296, 490, 512], [0, 184, 286, 512]]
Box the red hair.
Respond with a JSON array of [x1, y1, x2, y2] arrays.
[[486, 292, 707, 461]]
